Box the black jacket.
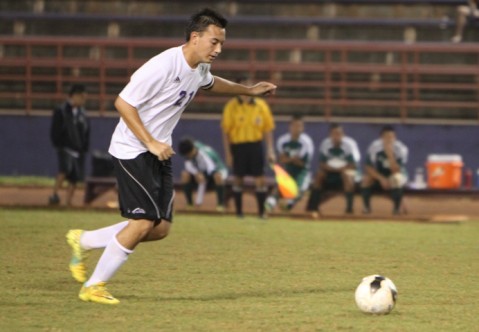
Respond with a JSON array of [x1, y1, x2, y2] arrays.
[[50, 102, 90, 153]]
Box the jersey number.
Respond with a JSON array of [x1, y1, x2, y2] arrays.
[[174, 91, 194, 107]]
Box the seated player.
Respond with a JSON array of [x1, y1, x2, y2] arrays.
[[265, 115, 314, 212], [306, 123, 360, 216], [178, 137, 227, 211], [361, 125, 409, 215]]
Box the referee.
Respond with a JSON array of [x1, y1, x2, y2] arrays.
[[221, 77, 276, 218]]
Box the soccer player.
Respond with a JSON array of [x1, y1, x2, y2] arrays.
[[361, 125, 408, 215], [306, 123, 360, 216], [49, 84, 89, 206], [265, 115, 314, 212], [66, 8, 276, 305], [178, 137, 227, 211], [221, 77, 276, 218]]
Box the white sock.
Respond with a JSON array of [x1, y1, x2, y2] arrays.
[[84, 236, 133, 287], [80, 221, 129, 250], [195, 182, 206, 205], [266, 196, 277, 208]]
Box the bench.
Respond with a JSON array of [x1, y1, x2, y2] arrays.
[[83, 175, 277, 206], [314, 185, 479, 214], [83, 176, 117, 205], [404, 187, 479, 198], [223, 176, 277, 207], [84, 174, 479, 211]]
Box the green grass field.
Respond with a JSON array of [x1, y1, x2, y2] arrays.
[[0, 176, 55, 187], [0, 208, 478, 331]]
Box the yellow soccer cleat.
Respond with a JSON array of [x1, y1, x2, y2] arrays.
[[66, 229, 89, 283], [79, 282, 120, 305]]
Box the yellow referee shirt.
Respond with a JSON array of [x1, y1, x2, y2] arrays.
[[221, 97, 275, 144]]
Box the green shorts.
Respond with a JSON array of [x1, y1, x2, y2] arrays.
[[292, 170, 312, 193]]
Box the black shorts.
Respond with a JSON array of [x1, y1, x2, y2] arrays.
[[185, 172, 217, 190], [231, 141, 264, 177], [322, 172, 345, 191], [112, 152, 174, 224], [57, 149, 85, 183]]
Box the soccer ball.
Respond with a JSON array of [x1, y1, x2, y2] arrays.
[[354, 275, 398, 315]]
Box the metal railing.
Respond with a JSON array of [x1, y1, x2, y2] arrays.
[[1, 36, 478, 122]]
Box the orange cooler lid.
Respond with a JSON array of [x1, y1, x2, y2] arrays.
[[427, 154, 463, 164]]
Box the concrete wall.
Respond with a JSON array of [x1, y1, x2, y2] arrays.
[[1, 114, 478, 185]]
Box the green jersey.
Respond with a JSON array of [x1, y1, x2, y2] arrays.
[[366, 139, 408, 176], [184, 141, 227, 177], [319, 136, 360, 169], [276, 132, 314, 177]]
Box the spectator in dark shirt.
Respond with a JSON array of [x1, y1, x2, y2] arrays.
[[49, 84, 90, 206]]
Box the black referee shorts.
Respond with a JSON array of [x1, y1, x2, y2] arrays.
[[112, 152, 174, 224], [231, 141, 265, 177]]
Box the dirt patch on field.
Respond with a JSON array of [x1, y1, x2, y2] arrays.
[[1, 185, 477, 222]]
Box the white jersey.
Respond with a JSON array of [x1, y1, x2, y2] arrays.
[[184, 141, 226, 177], [366, 139, 409, 166], [276, 133, 315, 169], [109, 46, 214, 159], [319, 136, 361, 164], [185, 153, 216, 176]]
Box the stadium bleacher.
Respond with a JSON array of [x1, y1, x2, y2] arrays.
[[0, 0, 478, 121], [0, 0, 476, 42], [1, 0, 478, 205]]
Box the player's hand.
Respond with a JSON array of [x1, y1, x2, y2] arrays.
[[195, 173, 205, 184], [146, 140, 175, 161], [248, 82, 277, 96], [267, 151, 277, 164]]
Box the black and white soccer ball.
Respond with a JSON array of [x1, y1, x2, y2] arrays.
[[354, 275, 398, 314]]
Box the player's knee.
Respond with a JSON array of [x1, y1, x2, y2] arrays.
[[195, 174, 205, 184], [180, 171, 190, 183], [159, 221, 171, 239], [361, 176, 373, 188], [213, 172, 223, 184], [129, 219, 155, 238], [150, 221, 171, 240], [341, 169, 354, 186], [360, 178, 368, 187]]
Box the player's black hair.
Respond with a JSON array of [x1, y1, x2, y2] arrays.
[[329, 122, 342, 132], [178, 137, 195, 156], [185, 8, 228, 41], [380, 125, 395, 135], [69, 84, 86, 96]]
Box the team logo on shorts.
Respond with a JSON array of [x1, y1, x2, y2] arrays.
[[131, 207, 146, 214]]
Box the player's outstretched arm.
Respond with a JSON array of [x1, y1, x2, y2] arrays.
[[114, 96, 174, 160], [209, 76, 277, 96]]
